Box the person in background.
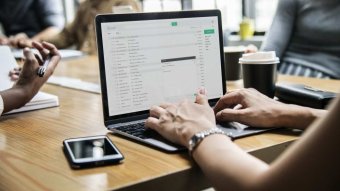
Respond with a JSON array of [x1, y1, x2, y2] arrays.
[[8, 0, 141, 81], [0, 42, 60, 116], [145, 88, 339, 190], [261, 0, 340, 79], [18, 0, 141, 55], [0, 0, 65, 48]]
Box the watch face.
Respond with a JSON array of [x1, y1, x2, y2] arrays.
[[188, 139, 194, 151], [188, 134, 201, 152], [188, 135, 196, 148]]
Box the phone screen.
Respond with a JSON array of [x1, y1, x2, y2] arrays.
[[64, 136, 124, 168], [68, 137, 117, 159]]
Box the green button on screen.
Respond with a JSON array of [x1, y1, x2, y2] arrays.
[[204, 29, 215, 34], [171, 22, 178, 26]]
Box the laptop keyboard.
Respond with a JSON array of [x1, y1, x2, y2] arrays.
[[115, 122, 159, 139]]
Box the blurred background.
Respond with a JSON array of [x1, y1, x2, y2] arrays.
[[61, 0, 278, 48]]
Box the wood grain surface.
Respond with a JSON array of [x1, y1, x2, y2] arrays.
[[0, 55, 338, 191]]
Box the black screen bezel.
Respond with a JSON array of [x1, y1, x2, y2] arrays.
[[63, 135, 124, 168], [95, 10, 226, 126]]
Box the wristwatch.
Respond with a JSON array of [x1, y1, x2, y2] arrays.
[[188, 127, 231, 155]]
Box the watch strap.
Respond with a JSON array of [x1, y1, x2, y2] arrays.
[[188, 127, 231, 155]]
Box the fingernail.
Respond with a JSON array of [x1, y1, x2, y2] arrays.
[[198, 87, 206, 95], [233, 104, 242, 110], [216, 111, 221, 118]]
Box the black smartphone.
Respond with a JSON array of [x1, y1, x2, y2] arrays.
[[63, 135, 124, 169]]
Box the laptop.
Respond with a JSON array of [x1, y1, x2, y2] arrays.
[[95, 10, 274, 152]]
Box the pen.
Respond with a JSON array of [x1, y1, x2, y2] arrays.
[[37, 55, 51, 77]]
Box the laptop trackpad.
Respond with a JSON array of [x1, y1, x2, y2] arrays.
[[144, 138, 182, 152], [217, 122, 276, 139]]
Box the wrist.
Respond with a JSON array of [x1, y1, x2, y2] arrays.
[[12, 85, 34, 103], [279, 104, 323, 130], [1, 86, 33, 113], [188, 127, 232, 155], [191, 133, 233, 161]]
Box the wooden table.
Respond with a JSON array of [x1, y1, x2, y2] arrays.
[[1, 56, 339, 191]]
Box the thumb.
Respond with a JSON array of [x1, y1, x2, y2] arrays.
[[195, 88, 209, 106]]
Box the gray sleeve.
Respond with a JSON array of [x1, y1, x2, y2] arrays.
[[260, 0, 297, 58], [34, 0, 65, 29]]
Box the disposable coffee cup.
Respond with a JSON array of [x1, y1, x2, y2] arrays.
[[224, 46, 245, 81], [112, 5, 135, 13], [239, 51, 279, 98]]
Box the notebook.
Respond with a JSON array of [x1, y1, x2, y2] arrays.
[[0, 46, 59, 115], [95, 10, 274, 152]]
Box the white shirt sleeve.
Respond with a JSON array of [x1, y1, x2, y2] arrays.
[[0, 95, 4, 116]]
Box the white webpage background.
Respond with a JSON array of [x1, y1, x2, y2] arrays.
[[101, 17, 223, 116]]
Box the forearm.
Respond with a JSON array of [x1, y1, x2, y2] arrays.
[[260, 0, 296, 57], [43, 24, 76, 49], [32, 27, 61, 42], [193, 134, 268, 191], [277, 104, 327, 130]]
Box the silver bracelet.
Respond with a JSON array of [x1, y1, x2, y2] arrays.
[[188, 127, 232, 155]]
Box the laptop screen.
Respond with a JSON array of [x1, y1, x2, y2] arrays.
[[96, 11, 226, 121], [0, 46, 18, 91]]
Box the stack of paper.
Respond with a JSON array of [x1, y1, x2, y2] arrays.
[[0, 46, 59, 115]]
